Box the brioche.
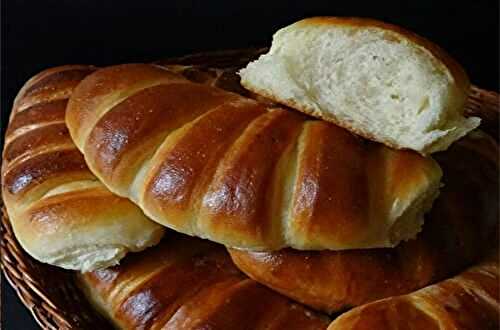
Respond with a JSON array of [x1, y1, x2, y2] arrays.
[[1, 66, 165, 272], [328, 253, 499, 329], [239, 17, 480, 154], [66, 63, 441, 251], [229, 132, 499, 312], [77, 234, 329, 330]]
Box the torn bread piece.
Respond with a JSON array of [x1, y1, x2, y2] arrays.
[[239, 17, 480, 155]]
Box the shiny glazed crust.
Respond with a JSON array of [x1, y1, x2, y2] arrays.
[[66, 63, 441, 251], [229, 133, 499, 312], [77, 234, 329, 329], [328, 253, 499, 329], [1, 66, 165, 271]]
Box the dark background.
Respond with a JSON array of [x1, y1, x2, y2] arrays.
[[1, 1, 498, 329]]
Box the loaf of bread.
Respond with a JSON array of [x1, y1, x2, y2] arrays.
[[328, 252, 499, 329], [77, 234, 330, 329], [239, 17, 480, 154], [66, 63, 442, 251], [229, 132, 499, 312], [1, 66, 165, 272]]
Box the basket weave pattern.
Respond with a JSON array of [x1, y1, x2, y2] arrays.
[[1, 49, 498, 329], [1, 207, 111, 329]]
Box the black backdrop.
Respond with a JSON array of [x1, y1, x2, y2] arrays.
[[1, 1, 499, 328]]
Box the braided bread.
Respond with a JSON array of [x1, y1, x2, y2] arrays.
[[66, 63, 442, 251], [1, 66, 165, 271], [78, 234, 330, 329]]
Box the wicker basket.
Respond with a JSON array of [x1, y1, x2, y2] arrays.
[[1, 49, 498, 329]]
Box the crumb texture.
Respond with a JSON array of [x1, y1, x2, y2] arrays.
[[240, 18, 479, 154]]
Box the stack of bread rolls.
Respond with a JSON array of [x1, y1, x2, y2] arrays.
[[2, 17, 498, 329]]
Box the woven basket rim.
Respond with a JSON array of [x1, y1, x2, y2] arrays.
[[1, 48, 499, 329]]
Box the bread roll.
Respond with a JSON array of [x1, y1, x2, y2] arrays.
[[328, 252, 499, 329], [77, 234, 330, 329], [229, 132, 499, 312], [239, 17, 480, 154], [66, 63, 441, 251], [2, 66, 165, 272]]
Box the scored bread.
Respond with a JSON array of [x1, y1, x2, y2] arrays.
[[229, 132, 499, 313], [1, 66, 165, 272], [239, 17, 480, 154], [327, 252, 499, 329], [66, 63, 442, 251], [78, 233, 329, 329]]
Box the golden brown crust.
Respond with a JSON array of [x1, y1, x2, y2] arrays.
[[290, 122, 370, 245], [5, 99, 67, 137], [327, 254, 499, 329], [78, 234, 330, 330], [65, 64, 186, 152], [2, 65, 165, 271], [3, 148, 89, 196], [4, 122, 71, 163], [196, 109, 305, 248], [86, 82, 241, 194], [143, 101, 268, 234], [67, 63, 441, 251], [13, 66, 97, 115], [229, 133, 499, 313]]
